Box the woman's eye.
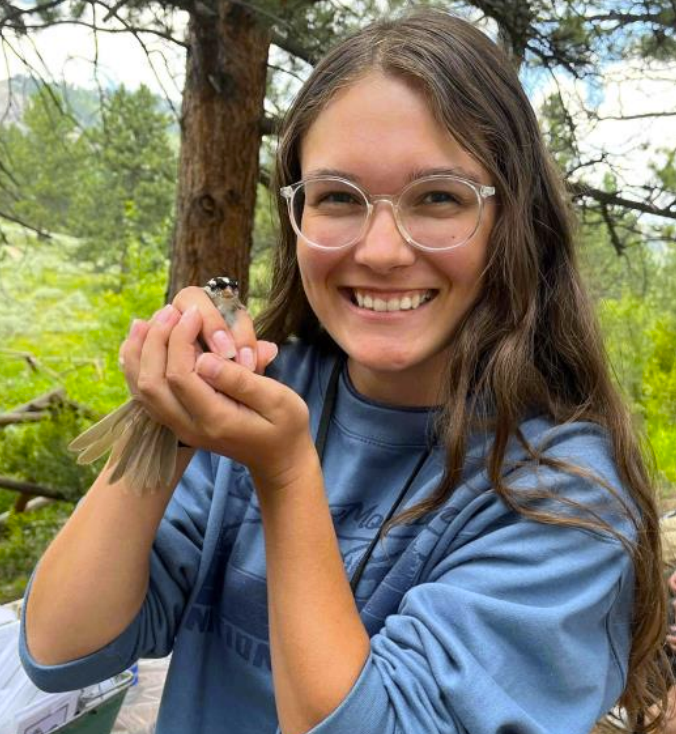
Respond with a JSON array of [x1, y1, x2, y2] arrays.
[[421, 191, 460, 205], [318, 191, 360, 205]]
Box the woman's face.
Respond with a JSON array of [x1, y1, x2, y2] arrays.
[[297, 72, 496, 406]]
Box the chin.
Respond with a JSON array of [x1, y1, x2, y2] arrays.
[[348, 346, 423, 374]]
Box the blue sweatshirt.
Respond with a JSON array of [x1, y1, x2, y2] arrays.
[[20, 340, 635, 734]]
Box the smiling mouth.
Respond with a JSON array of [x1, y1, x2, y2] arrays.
[[346, 288, 438, 313]]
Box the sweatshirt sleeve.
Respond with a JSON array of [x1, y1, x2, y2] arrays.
[[19, 450, 215, 692], [305, 483, 635, 734]]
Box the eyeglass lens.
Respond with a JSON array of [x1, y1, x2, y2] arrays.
[[291, 177, 483, 250]]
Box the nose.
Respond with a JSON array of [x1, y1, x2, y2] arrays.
[[352, 200, 416, 272]]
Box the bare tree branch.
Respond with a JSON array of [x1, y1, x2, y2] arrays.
[[90, 0, 181, 119], [599, 202, 625, 256], [14, 16, 189, 47], [590, 110, 676, 121], [583, 10, 675, 29], [0, 209, 52, 238], [267, 61, 306, 84], [270, 27, 318, 65], [570, 182, 676, 221], [102, 0, 130, 22]]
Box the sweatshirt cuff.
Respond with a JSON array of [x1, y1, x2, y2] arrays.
[[19, 572, 137, 692], [303, 654, 391, 734]]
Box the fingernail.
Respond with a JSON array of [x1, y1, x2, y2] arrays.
[[156, 305, 175, 324], [213, 330, 237, 359], [130, 319, 144, 338], [266, 344, 279, 364], [238, 347, 256, 371], [196, 353, 222, 379]]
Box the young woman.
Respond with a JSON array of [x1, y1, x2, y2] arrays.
[[21, 9, 668, 734]]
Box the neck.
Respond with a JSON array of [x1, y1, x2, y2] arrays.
[[346, 356, 446, 408]]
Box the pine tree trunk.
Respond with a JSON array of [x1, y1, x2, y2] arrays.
[[167, 2, 271, 302]]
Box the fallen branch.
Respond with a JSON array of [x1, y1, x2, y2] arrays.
[[0, 476, 72, 503], [0, 412, 49, 426], [1, 387, 101, 427], [6, 388, 66, 414]]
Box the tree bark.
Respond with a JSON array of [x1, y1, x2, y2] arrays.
[[167, 1, 272, 302]]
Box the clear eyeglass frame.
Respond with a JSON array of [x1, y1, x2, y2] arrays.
[[280, 174, 496, 253]]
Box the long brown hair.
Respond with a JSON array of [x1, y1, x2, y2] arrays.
[[256, 8, 668, 728]]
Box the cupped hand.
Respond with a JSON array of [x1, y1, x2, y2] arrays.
[[119, 305, 315, 487], [172, 286, 278, 374]]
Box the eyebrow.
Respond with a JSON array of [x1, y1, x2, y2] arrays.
[[304, 166, 485, 185]]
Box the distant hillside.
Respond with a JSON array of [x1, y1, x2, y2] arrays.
[[0, 75, 179, 133], [0, 76, 35, 126]]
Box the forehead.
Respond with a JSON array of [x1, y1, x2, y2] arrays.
[[299, 72, 488, 190]]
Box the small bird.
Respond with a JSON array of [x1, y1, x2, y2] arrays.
[[69, 277, 244, 496]]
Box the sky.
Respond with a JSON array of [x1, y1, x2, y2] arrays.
[[1, 12, 675, 192], [1, 13, 188, 101]]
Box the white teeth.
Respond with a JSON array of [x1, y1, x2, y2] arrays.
[[352, 290, 434, 312]]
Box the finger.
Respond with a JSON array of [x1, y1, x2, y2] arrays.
[[138, 305, 181, 387], [173, 286, 237, 359], [195, 352, 289, 420], [120, 319, 150, 391], [166, 306, 205, 380], [136, 306, 194, 426], [229, 308, 258, 372], [255, 341, 279, 375], [166, 316, 246, 435]]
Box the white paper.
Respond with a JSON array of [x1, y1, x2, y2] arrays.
[[15, 690, 79, 734]]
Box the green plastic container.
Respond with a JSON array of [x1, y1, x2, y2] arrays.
[[51, 672, 133, 734]]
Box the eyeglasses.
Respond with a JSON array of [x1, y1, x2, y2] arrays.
[[280, 175, 495, 252]]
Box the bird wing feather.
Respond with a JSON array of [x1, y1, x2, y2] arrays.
[[108, 411, 153, 486], [158, 427, 178, 492], [68, 399, 137, 452], [127, 422, 165, 496]]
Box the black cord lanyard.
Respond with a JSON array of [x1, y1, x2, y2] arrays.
[[315, 356, 431, 594]]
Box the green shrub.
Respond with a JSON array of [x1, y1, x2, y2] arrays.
[[0, 502, 74, 604]]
